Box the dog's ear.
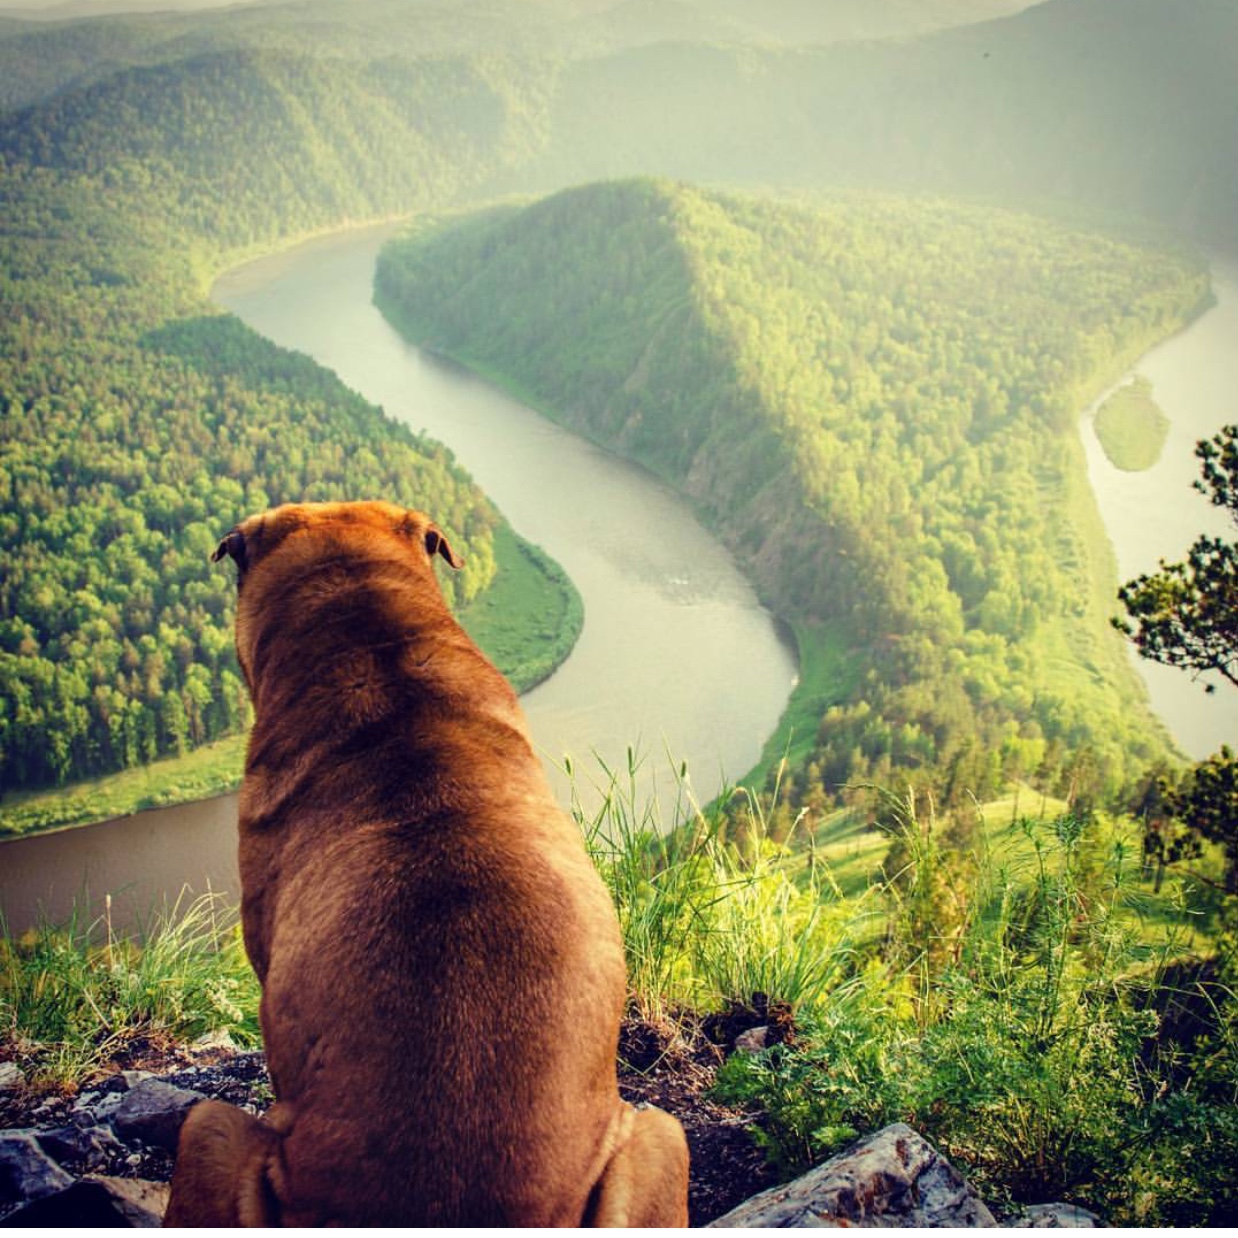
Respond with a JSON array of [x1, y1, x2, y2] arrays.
[[211, 528, 248, 577], [425, 525, 464, 570]]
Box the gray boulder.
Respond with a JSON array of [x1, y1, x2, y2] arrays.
[[707, 1122, 997, 1227], [1010, 1202, 1104, 1227], [36, 1119, 126, 1171], [112, 1079, 205, 1152], [0, 1175, 168, 1227], [0, 1131, 74, 1210]]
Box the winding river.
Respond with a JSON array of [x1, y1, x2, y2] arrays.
[[211, 225, 799, 809], [0, 224, 798, 933], [2, 231, 1234, 935]]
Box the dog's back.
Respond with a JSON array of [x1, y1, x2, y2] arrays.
[[165, 502, 688, 1227]]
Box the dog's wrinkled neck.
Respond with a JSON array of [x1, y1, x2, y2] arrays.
[[239, 545, 454, 719]]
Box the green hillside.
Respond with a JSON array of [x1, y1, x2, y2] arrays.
[[4, 0, 1237, 245], [0, 47, 546, 247], [0, 0, 1039, 113], [0, 51, 569, 809], [523, 0, 1238, 248], [0, 0, 1234, 816], [375, 181, 1210, 804]]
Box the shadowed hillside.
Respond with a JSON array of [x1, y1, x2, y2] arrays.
[[375, 180, 1210, 802]]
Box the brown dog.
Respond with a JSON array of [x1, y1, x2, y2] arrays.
[[164, 501, 689, 1227]]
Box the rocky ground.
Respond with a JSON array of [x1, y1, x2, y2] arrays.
[[1, 1012, 776, 1226]]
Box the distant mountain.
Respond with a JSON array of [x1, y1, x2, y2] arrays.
[[4, 0, 1233, 246], [527, 0, 1238, 245], [0, 0, 1043, 110], [681, 0, 1039, 45], [0, 46, 548, 244], [0, 0, 256, 16]]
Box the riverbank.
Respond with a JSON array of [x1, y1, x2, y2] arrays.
[[1080, 253, 1238, 757]]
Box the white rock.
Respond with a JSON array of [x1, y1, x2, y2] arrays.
[[708, 1122, 997, 1228]]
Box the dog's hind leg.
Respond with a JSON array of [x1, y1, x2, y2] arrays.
[[584, 1103, 690, 1228], [164, 1100, 282, 1227]]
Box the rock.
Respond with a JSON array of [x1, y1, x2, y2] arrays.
[[191, 1028, 237, 1055], [35, 1121, 126, 1171], [0, 1132, 75, 1210], [707, 1122, 997, 1228], [0, 1065, 23, 1095], [0, 1175, 168, 1227], [734, 1026, 770, 1054], [75, 1087, 125, 1124], [1010, 1202, 1104, 1227], [112, 1079, 205, 1152]]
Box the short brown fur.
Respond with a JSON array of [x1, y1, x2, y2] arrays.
[[164, 501, 688, 1227]]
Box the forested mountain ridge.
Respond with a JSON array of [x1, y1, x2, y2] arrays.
[[0, 30, 577, 803], [0, 47, 549, 247], [3, 0, 1235, 246], [376, 180, 1210, 801], [521, 0, 1238, 249], [0, 0, 1037, 112]]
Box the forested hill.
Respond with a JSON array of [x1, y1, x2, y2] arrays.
[[3, 0, 1236, 247], [0, 0, 1036, 112], [0, 171, 503, 795], [0, 47, 549, 247], [522, 0, 1238, 249], [376, 181, 1209, 802], [0, 42, 535, 797]]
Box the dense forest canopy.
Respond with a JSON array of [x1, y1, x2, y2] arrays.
[[0, 167, 500, 793], [0, 0, 1038, 113], [0, 0, 1234, 814], [376, 181, 1210, 801]]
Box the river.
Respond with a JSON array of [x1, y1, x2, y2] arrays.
[[3, 231, 1233, 935], [1081, 255, 1238, 759], [211, 225, 799, 810]]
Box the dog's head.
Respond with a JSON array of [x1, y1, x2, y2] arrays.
[[212, 501, 463, 688]]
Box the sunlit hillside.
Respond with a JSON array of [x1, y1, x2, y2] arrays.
[[375, 181, 1210, 804]]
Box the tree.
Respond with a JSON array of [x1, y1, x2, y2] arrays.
[[1169, 746, 1238, 894], [1117, 426, 1238, 894], [1115, 425, 1238, 691]]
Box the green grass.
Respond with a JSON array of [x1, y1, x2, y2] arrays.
[[1093, 377, 1171, 472], [0, 890, 260, 1089], [2, 751, 1232, 1223], [0, 522, 581, 841], [457, 524, 584, 694]]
